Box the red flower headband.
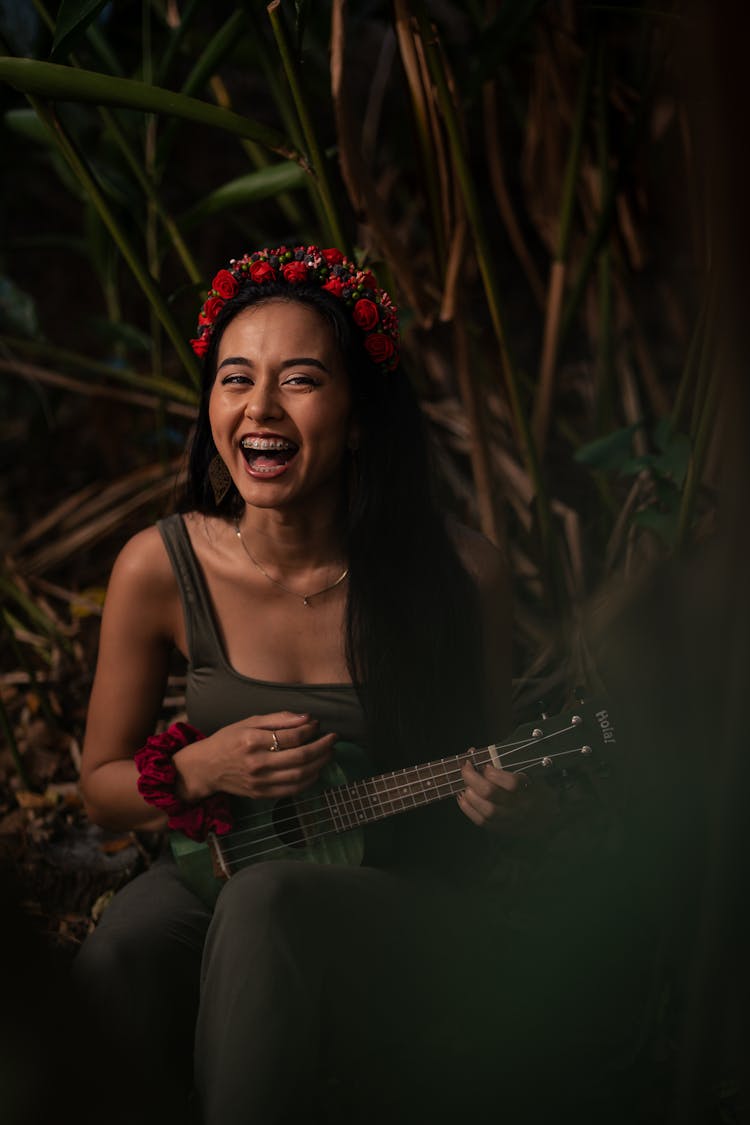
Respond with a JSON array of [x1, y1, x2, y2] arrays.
[[191, 245, 400, 372]]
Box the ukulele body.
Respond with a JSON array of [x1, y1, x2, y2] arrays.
[[170, 742, 368, 908]]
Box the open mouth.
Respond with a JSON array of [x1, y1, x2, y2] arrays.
[[240, 435, 299, 476]]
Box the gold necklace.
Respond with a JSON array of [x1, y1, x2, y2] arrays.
[[234, 519, 349, 607]]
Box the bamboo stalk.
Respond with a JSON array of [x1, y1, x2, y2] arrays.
[[0, 335, 197, 402], [209, 75, 304, 229], [482, 80, 545, 308], [0, 358, 197, 417], [330, 0, 428, 324], [453, 311, 503, 547], [393, 0, 447, 271], [0, 574, 71, 646], [671, 298, 707, 436], [676, 338, 719, 550], [27, 97, 201, 387], [32, 0, 202, 285], [0, 691, 30, 791], [558, 58, 656, 352], [411, 3, 560, 603], [531, 45, 593, 455], [267, 0, 347, 250], [2, 611, 58, 729]]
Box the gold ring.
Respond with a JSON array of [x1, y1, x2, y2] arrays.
[[270, 731, 280, 752]]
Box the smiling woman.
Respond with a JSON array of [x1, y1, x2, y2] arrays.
[[73, 244, 518, 1124]]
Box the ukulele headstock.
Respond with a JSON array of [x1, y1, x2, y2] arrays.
[[494, 694, 618, 777]]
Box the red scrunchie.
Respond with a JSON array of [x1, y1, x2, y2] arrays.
[[134, 722, 232, 841]]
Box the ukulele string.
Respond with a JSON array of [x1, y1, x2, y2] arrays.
[[224, 744, 513, 849], [217, 743, 584, 862], [225, 722, 578, 843], [219, 747, 588, 865], [229, 723, 575, 834]]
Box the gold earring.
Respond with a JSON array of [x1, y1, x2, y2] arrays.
[[208, 455, 233, 505]]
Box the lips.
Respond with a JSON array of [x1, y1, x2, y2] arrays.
[[239, 433, 299, 477]]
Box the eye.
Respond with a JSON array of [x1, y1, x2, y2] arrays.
[[283, 373, 320, 388], [221, 372, 253, 386]]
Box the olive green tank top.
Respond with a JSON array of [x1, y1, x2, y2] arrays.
[[157, 514, 367, 746]]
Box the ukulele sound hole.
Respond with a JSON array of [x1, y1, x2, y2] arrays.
[[272, 798, 306, 849]]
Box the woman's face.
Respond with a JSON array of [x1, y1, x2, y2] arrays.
[[208, 299, 355, 516]]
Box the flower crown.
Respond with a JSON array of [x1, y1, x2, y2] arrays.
[[191, 245, 400, 372]]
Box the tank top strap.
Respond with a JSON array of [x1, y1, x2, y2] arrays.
[[157, 514, 221, 669]]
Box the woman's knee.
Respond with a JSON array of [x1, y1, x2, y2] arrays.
[[211, 860, 313, 930]]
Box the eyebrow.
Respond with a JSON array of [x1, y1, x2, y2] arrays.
[[217, 355, 331, 374]]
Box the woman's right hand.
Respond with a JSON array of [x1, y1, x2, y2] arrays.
[[172, 711, 336, 802]]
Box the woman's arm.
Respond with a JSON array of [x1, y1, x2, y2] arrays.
[[80, 528, 178, 831], [81, 526, 337, 831]]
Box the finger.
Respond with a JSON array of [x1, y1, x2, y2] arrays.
[[483, 764, 524, 794], [254, 762, 330, 795], [456, 790, 490, 827], [249, 711, 314, 731], [459, 785, 500, 823], [461, 761, 505, 804], [255, 721, 321, 752], [260, 732, 337, 770]]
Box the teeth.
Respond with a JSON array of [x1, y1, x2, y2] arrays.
[[241, 437, 296, 452]]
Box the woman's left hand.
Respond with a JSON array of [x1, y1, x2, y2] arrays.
[[457, 757, 545, 834]]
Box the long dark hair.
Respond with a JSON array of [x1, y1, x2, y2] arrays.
[[182, 282, 490, 771]]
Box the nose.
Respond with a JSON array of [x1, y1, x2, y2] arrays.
[[244, 381, 283, 423]]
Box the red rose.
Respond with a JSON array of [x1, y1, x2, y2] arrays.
[[282, 260, 308, 283], [191, 336, 210, 357], [202, 296, 224, 323], [322, 277, 344, 298], [353, 298, 379, 331], [360, 271, 377, 290], [365, 333, 396, 364], [212, 269, 239, 299], [322, 248, 345, 266], [249, 261, 276, 283]]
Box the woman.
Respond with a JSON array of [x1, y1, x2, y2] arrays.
[[76, 245, 522, 1124]]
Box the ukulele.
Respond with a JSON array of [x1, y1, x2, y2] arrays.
[[170, 697, 617, 906]]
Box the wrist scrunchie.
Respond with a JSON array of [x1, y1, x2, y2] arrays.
[[134, 722, 232, 841]]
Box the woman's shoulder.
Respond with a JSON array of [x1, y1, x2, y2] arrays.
[[447, 518, 509, 592], [111, 523, 174, 586]]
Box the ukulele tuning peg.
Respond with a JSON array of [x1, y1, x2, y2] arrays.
[[537, 699, 549, 719], [574, 685, 586, 704]]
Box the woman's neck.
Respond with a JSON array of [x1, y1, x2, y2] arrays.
[[237, 504, 346, 571]]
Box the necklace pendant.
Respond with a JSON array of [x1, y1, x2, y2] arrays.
[[303, 596, 310, 607]]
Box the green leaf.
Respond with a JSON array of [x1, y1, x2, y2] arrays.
[[574, 423, 642, 470], [617, 455, 656, 477], [0, 277, 39, 338], [50, 0, 109, 62], [0, 59, 306, 166], [3, 108, 49, 145], [179, 163, 307, 228], [632, 506, 680, 548], [653, 432, 691, 486], [89, 317, 152, 353]]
